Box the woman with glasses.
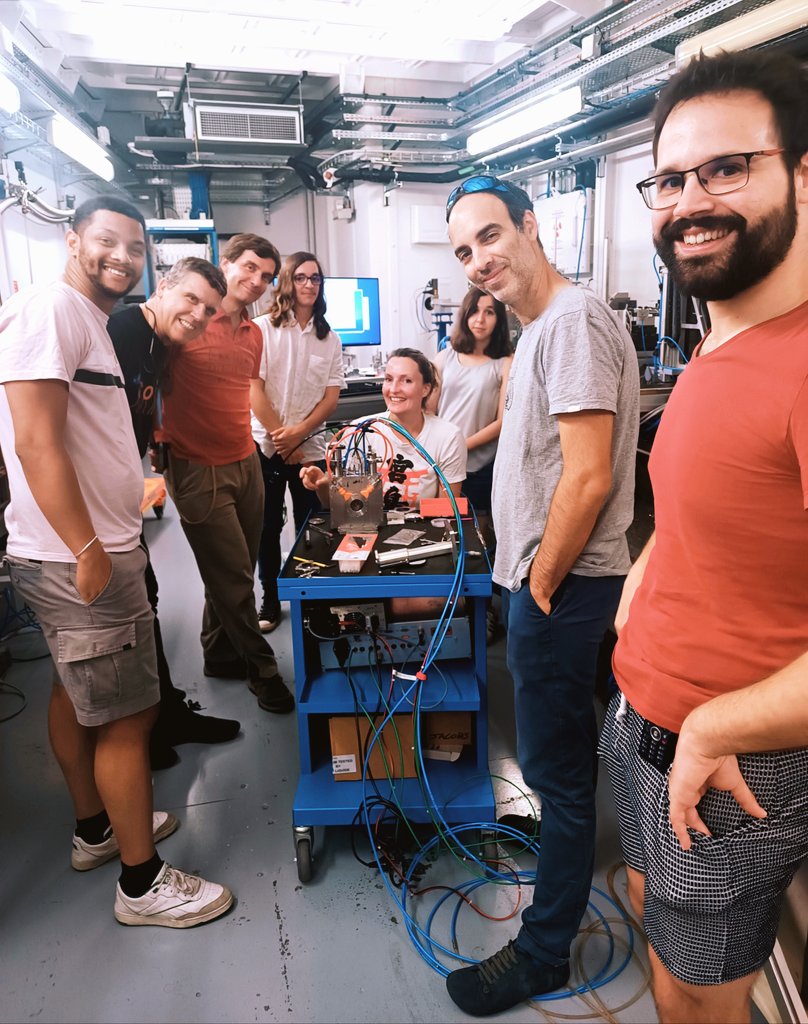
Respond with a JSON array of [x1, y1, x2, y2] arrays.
[[430, 287, 513, 640], [251, 251, 345, 633]]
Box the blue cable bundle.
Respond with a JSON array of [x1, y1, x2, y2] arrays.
[[336, 416, 637, 1002]]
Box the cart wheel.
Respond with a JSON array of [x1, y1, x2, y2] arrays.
[[154, 504, 164, 519], [480, 828, 499, 871], [296, 837, 313, 883]]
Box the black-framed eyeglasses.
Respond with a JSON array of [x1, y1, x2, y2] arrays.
[[636, 149, 786, 210], [293, 273, 323, 285], [445, 174, 531, 221]]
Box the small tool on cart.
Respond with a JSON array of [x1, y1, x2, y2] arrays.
[[293, 555, 328, 577]]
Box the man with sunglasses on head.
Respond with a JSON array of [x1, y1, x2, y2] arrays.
[[598, 50, 808, 1024], [158, 234, 295, 716], [446, 174, 639, 1014]]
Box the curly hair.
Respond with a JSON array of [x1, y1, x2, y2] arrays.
[[450, 287, 512, 358], [267, 251, 331, 340]]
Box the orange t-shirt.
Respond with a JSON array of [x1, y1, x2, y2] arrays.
[[614, 299, 808, 732], [160, 309, 262, 466]]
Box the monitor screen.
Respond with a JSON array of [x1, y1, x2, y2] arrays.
[[323, 276, 381, 347]]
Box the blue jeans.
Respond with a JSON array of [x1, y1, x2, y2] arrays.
[[503, 571, 624, 966]]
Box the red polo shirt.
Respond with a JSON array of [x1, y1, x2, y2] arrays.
[[160, 308, 262, 466]]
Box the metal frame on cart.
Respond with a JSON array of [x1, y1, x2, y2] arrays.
[[277, 515, 496, 882]]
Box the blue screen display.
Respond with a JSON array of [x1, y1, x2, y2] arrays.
[[323, 277, 381, 347]]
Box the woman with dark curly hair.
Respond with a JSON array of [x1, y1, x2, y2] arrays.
[[251, 251, 345, 632]]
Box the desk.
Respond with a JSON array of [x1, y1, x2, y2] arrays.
[[277, 514, 495, 882]]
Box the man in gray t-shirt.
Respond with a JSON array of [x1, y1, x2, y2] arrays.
[[445, 176, 639, 1017]]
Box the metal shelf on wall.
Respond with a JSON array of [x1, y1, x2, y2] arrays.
[[144, 218, 218, 295]]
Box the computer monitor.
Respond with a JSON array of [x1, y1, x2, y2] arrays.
[[323, 276, 381, 347]]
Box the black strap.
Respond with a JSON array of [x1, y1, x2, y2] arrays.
[[73, 368, 124, 389]]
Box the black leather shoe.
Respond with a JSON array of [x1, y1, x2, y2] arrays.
[[446, 940, 569, 1016], [248, 674, 295, 714], [163, 701, 241, 746], [203, 657, 249, 680], [258, 598, 281, 634]]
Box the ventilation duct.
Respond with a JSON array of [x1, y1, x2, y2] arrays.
[[193, 102, 303, 145]]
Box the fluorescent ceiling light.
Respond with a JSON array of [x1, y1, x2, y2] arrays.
[[0, 72, 20, 115], [466, 86, 582, 157], [676, 0, 808, 65], [47, 113, 114, 182]]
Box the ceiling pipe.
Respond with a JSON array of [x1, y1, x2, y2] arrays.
[[320, 92, 657, 187], [500, 124, 655, 182]]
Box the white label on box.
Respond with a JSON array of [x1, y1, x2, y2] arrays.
[[332, 753, 357, 775]]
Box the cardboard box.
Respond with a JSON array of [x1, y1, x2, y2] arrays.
[[329, 711, 472, 779], [329, 714, 415, 781], [422, 711, 472, 763]]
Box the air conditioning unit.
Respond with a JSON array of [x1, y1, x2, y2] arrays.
[[192, 102, 303, 145]]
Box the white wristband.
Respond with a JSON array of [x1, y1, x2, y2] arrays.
[[75, 535, 99, 558]]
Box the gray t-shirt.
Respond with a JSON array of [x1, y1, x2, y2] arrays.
[[437, 348, 504, 473], [491, 285, 639, 592]]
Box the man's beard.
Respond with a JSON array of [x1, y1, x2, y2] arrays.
[[654, 185, 797, 301], [79, 253, 135, 300]]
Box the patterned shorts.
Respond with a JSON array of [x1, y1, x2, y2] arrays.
[[598, 693, 808, 985]]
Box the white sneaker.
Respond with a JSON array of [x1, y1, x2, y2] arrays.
[[114, 862, 233, 928], [71, 811, 179, 871]]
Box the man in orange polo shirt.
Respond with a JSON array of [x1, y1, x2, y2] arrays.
[[161, 233, 294, 714]]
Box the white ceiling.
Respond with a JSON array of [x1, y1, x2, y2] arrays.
[[15, 0, 594, 87]]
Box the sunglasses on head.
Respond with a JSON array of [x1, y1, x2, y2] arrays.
[[445, 174, 531, 221]]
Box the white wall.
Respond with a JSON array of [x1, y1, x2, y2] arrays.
[[226, 180, 470, 368], [1, 156, 89, 302], [600, 142, 660, 307]]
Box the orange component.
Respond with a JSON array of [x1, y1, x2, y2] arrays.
[[420, 496, 468, 517]]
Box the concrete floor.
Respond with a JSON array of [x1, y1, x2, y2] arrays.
[[0, 495, 664, 1024]]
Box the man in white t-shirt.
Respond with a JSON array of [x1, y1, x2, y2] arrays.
[[0, 195, 231, 928]]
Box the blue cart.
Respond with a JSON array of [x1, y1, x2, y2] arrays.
[[277, 514, 495, 882]]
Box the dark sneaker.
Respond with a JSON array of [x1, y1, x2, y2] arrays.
[[114, 862, 233, 929], [162, 701, 241, 746], [149, 737, 180, 771], [496, 813, 541, 843], [248, 673, 295, 714], [258, 598, 281, 634], [72, 811, 179, 871], [446, 940, 569, 1016], [203, 657, 249, 680]]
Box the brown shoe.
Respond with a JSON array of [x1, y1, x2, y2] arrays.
[[248, 674, 294, 714]]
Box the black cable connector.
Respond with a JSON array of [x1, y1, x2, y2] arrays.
[[333, 636, 351, 669]]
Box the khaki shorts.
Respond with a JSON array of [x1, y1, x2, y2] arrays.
[[6, 546, 160, 727]]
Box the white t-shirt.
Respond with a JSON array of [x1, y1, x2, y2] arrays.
[[351, 411, 467, 510], [251, 314, 345, 462], [0, 281, 143, 560]]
